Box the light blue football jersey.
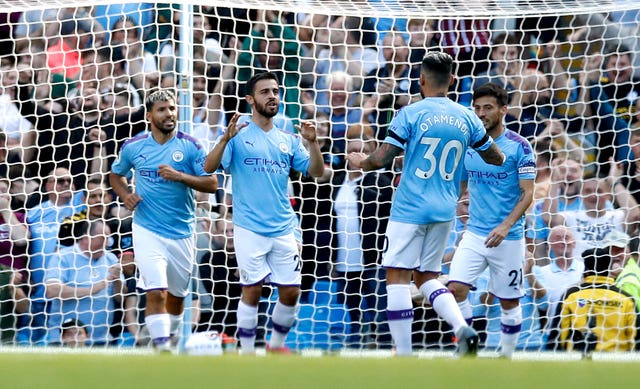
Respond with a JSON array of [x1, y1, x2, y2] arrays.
[[45, 245, 118, 344], [385, 97, 493, 224], [111, 131, 210, 239], [220, 120, 311, 237], [462, 130, 536, 240]]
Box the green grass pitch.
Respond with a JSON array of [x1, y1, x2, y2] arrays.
[[1, 352, 637, 388]]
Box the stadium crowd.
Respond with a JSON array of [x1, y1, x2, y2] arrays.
[[0, 3, 639, 352]]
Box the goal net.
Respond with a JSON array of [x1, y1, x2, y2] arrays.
[[1, 0, 640, 354]]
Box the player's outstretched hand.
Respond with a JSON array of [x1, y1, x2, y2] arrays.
[[346, 152, 367, 169], [295, 121, 317, 142], [223, 113, 248, 142]]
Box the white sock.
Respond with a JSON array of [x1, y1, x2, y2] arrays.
[[500, 305, 522, 358], [146, 313, 171, 345], [170, 314, 182, 337], [419, 279, 466, 334], [457, 299, 473, 325], [237, 301, 259, 354], [386, 284, 414, 356], [269, 301, 297, 349]]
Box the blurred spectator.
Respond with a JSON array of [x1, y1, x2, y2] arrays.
[[603, 230, 640, 310], [0, 178, 29, 270], [528, 158, 585, 261], [314, 15, 379, 98], [18, 167, 84, 345], [533, 119, 586, 164], [557, 247, 638, 352], [618, 125, 640, 195], [15, 66, 120, 187], [362, 31, 421, 141], [543, 175, 640, 258], [534, 225, 585, 349], [439, 17, 491, 78], [45, 219, 123, 345], [406, 18, 438, 65], [506, 69, 552, 139], [235, 10, 304, 120], [46, 19, 93, 82], [473, 32, 525, 94], [329, 134, 393, 348], [587, 47, 638, 167], [0, 62, 36, 168], [60, 317, 88, 348], [304, 71, 364, 154], [0, 267, 29, 344], [108, 16, 159, 95]]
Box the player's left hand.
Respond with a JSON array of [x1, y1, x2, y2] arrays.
[[295, 121, 317, 142], [485, 224, 509, 248], [158, 164, 183, 182]]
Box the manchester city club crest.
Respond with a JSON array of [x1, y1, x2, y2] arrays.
[[279, 142, 289, 153], [172, 151, 184, 162]]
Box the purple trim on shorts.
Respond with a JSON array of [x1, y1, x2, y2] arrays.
[[268, 282, 301, 287], [144, 287, 168, 292], [237, 327, 257, 338], [501, 323, 522, 334], [428, 288, 451, 306], [382, 266, 419, 271], [490, 292, 525, 301], [272, 323, 291, 334], [386, 308, 414, 321], [240, 274, 271, 287], [152, 336, 171, 346]]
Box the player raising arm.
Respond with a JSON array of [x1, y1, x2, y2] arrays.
[[204, 72, 324, 354], [347, 51, 504, 356], [110, 90, 217, 352]]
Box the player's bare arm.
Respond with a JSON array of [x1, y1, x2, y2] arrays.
[[203, 112, 248, 173], [485, 179, 534, 248], [295, 120, 325, 178], [477, 142, 506, 166], [158, 165, 218, 193], [109, 172, 142, 211], [347, 143, 403, 171]]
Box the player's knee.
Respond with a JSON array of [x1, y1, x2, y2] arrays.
[[277, 286, 300, 306], [447, 282, 469, 301]]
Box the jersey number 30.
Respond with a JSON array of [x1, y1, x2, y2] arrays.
[[414, 137, 463, 181]]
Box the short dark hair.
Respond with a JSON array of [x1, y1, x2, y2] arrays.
[[145, 89, 176, 112], [421, 51, 453, 87], [582, 248, 612, 277], [245, 72, 279, 97], [473, 82, 509, 107]]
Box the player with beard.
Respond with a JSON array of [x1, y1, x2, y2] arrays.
[[110, 90, 218, 352], [448, 83, 536, 358], [204, 72, 324, 354]]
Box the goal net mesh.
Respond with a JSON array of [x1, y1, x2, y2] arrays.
[[1, 0, 639, 353]]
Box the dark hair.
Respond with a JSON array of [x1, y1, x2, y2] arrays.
[[492, 32, 522, 52], [582, 248, 612, 277], [145, 89, 176, 112], [245, 72, 279, 97], [473, 82, 509, 107], [421, 51, 453, 87]]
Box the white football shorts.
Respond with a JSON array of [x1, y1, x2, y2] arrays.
[[382, 220, 452, 273], [132, 223, 195, 298], [448, 230, 525, 300], [234, 225, 301, 286]]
